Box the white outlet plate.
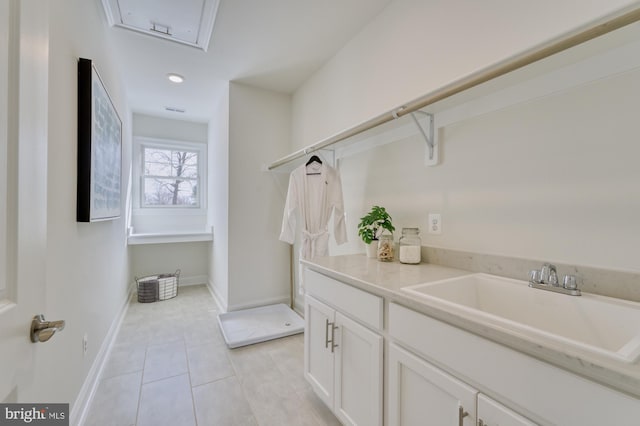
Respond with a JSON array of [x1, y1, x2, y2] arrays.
[[428, 213, 442, 234]]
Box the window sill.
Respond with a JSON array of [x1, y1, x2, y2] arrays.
[[127, 230, 213, 245]]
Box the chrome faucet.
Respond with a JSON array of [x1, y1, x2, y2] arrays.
[[529, 263, 581, 296], [539, 263, 558, 286]]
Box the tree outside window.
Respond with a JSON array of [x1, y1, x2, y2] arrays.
[[142, 146, 199, 207]]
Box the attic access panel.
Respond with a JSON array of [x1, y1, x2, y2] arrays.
[[101, 0, 220, 51]]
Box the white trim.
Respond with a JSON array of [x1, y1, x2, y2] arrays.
[[132, 136, 207, 212], [205, 280, 292, 314], [207, 278, 227, 313], [127, 228, 213, 245], [140, 145, 201, 208], [100, 0, 220, 51], [197, 0, 221, 52], [71, 287, 133, 426], [179, 274, 209, 287], [0, 0, 7, 299], [226, 295, 291, 313]]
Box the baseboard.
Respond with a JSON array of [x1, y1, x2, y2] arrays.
[[205, 280, 293, 314], [207, 278, 227, 313], [179, 274, 208, 287], [70, 286, 134, 426], [226, 294, 290, 312]]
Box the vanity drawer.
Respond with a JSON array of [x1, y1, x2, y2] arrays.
[[305, 268, 383, 331]]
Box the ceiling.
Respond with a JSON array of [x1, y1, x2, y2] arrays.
[[103, 0, 392, 122]]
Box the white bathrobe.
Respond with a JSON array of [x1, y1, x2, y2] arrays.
[[279, 162, 347, 291]]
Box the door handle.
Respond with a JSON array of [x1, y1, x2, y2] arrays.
[[458, 406, 468, 426], [325, 319, 331, 348], [30, 314, 65, 343], [330, 323, 338, 353]]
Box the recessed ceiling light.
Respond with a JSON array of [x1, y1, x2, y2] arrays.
[[167, 73, 184, 83]]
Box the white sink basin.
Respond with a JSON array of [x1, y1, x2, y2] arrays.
[[402, 273, 640, 363]]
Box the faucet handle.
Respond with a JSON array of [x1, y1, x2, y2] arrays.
[[563, 275, 578, 290], [540, 264, 550, 283], [529, 269, 541, 283]]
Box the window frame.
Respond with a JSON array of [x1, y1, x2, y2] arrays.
[[133, 137, 207, 212]]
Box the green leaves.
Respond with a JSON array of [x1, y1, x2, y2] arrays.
[[357, 205, 395, 244]]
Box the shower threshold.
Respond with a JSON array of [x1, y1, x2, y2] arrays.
[[217, 303, 304, 348]]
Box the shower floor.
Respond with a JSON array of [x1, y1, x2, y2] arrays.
[[217, 303, 304, 348]]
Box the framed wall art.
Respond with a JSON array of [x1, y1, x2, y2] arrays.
[[77, 57, 122, 222]]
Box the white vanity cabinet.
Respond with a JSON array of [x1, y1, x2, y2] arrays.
[[389, 343, 537, 426], [304, 269, 384, 426], [388, 343, 477, 425], [389, 302, 640, 426], [477, 394, 537, 426]]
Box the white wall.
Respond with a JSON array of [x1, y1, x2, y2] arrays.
[[227, 82, 291, 310], [291, 0, 640, 276], [133, 113, 208, 142], [207, 83, 293, 312], [292, 0, 640, 147], [131, 242, 209, 286], [208, 84, 230, 309], [129, 114, 211, 287], [44, 0, 130, 410], [335, 67, 640, 271]]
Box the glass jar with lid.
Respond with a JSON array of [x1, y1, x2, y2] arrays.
[[399, 227, 421, 264], [377, 234, 394, 262]]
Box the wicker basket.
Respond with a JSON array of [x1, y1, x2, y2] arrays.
[[135, 269, 180, 303]]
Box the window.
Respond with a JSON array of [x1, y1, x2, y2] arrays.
[[139, 140, 204, 208]]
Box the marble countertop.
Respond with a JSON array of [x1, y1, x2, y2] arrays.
[[301, 254, 640, 399]]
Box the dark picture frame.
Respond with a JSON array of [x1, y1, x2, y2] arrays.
[[77, 57, 122, 222]]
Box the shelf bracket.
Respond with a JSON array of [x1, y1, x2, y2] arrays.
[[410, 111, 437, 166]]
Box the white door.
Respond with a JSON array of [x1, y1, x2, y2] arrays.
[[0, 0, 50, 403], [477, 394, 538, 426], [334, 311, 383, 426], [388, 343, 477, 426], [304, 295, 335, 409]]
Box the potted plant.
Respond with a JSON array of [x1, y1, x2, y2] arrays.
[[358, 205, 395, 258]]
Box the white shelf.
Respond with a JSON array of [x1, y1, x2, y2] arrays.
[[127, 230, 213, 245]]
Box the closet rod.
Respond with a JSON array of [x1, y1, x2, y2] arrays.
[[267, 5, 640, 171]]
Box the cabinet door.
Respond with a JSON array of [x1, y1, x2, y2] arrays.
[[478, 394, 537, 426], [334, 312, 383, 426], [304, 295, 335, 408], [388, 343, 477, 426]]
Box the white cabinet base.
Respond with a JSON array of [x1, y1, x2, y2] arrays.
[[304, 292, 383, 426], [389, 302, 640, 425], [334, 312, 382, 426], [478, 394, 537, 426], [388, 343, 477, 426], [304, 295, 335, 408]]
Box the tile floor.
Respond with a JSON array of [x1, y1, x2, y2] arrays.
[[83, 285, 340, 426]]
